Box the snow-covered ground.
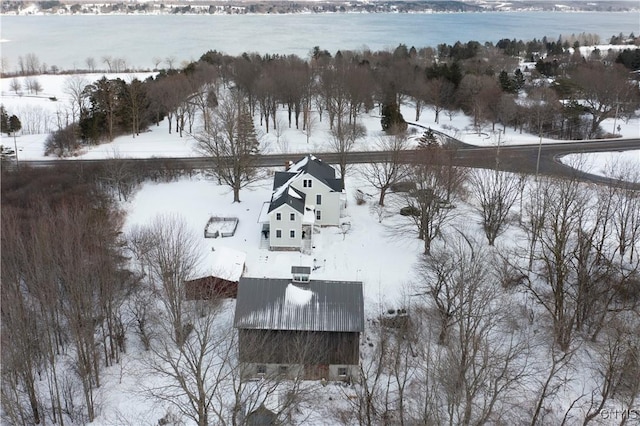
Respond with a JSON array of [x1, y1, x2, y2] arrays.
[[2, 72, 639, 424]]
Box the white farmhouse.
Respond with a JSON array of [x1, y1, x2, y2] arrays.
[[259, 155, 346, 252]]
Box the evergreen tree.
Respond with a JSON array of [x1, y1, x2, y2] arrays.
[[418, 128, 438, 148], [1, 107, 21, 136], [0, 105, 9, 135], [498, 70, 516, 93], [236, 104, 259, 155], [615, 48, 640, 71], [513, 68, 525, 90], [381, 102, 407, 134], [8, 115, 22, 135]]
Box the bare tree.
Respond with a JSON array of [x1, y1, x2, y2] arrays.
[[195, 91, 262, 203], [1, 212, 44, 425], [457, 74, 498, 133], [304, 110, 317, 145], [528, 345, 579, 426], [102, 55, 114, 73], [24, 53, 40, 75], [134, 214, 202, 345], [328, 120, 366, 179], [85, 57, 96, 72], [605, 160, 640, 262], [469, 168, 520, 245], [413, 234, 529, 425], [145, 304, 228, 426], [570, 62, 640, 138], [581, 315, 640, 424], [10, 78, 21, 95], [165, 56, 177, 70], [147, 74, 189, 134], [523, 175, 590, 351], [338, 320, 390, 426], [147, 302, 320, 426], [122, 77, 147, 137], [255, 72, 277, 133], [361, 132, 410, 206], [425, 76, 455, 124], [63, 75, 89, 124], [399, 155, 462, 255]]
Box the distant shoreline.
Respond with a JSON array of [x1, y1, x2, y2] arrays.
[[2, 0, 637, 16], [2, 10, 639, 18]]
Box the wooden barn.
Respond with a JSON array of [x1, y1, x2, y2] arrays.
[[233, 274, 364, 381], [184, 246, 246, 300]]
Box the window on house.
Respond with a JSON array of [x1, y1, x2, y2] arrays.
[[303, 179, 312, 188], [316, 194, 322, 205], [276, 229, 282, 238], [290, 213, 295, 221], [257, 364, 267, 375], [276, 212, 281, 221], [316, 210, 321, 221], [279, 365, 288, 375], [290, 230, 295, 238], [338, 367, 348, 377]]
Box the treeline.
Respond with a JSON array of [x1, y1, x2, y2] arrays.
[[39, 35, 640, 157], [1, 164, 130, 424]]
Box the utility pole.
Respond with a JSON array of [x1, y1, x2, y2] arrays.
[[13, 130, 19, 170], [535, 131, 542, 180], [612, 99, 620, 136], [495, 128, 503, 170]]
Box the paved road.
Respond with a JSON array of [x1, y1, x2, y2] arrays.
[[13, 137, 640, 188]]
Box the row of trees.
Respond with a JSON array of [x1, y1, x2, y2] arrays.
[[46, 37, 640, 158]]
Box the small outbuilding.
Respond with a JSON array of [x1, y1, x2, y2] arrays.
[[184, 246, 246, 299]]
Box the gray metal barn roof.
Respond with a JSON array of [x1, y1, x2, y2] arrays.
[[234, 278, 364, 333]]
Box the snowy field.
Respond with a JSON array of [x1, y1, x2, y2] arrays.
[[2, 72, 639, 424]]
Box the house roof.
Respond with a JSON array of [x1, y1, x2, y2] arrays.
[[273, 155, 345, 193], [234, 278, 364, 333], [211, 246, 246, 282], [267, 185, 305, 214]]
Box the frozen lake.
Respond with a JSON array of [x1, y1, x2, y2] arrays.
[[1, 11, 638, 71]]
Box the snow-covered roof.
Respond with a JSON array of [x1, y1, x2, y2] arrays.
[[234, 278, 364, 332], [273, 155, 344, 193], [267, 185, 306, 214], [211, 246, 246, 282]]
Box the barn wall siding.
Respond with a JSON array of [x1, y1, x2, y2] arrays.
[[239, 329, 359, 365]]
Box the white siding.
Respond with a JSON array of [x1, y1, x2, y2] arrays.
[[269, 204, 302, 249], [290, 175, 342, 226]]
